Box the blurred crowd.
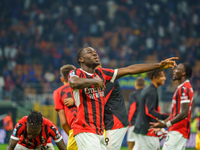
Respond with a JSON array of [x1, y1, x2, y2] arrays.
[[0, 0, 200, 107]]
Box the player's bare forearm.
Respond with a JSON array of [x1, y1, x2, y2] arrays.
[[69, 76, 104, 89], [56, 139, 67, 150], [116, 63, 160, 79], [7, 139, 18, 150], [170, 103, 189, 125]]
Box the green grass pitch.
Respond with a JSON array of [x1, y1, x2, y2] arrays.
[[0, 144, 196, 150]]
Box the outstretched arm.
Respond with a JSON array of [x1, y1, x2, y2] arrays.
[[116, 57, 178, 80]]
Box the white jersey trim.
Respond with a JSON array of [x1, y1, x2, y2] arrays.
[[10, 135, 19, 141], [54, 136, 63, 143], [181, 100, 190, 103], [110, 69, 118, 83], [178, 79, 189, 89], [73, 89, 81, 108]]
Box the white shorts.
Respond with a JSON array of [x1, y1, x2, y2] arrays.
[[162, 131, 187, 150], [74, 132, 106, 150], [14, 143, 54, 150], [133, 133, 160, 150], [104, 126, 128, 150], [127, 126, 136, 142]]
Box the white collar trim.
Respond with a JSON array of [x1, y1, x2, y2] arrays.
[[80, 68, 94, 76], [178, 79, 189, 89]]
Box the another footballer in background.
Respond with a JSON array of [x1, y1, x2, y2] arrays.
[[150, 63, 193, 150], [133, 69, 169, 150], [53, 64, 78, 150], [127, 76, 145, 150], [7, 110, 66, 150]]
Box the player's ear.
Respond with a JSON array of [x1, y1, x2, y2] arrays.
[[79, 57, 84, 63], [60, 77, 64, 82]]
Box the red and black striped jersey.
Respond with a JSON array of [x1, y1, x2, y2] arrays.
[[168, 80, 193, 139], [11, 117, 62, 149], [53, 83, 77, 128], [69, 68, 117, 136]]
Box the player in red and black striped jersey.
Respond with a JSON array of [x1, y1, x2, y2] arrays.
[[150, 63, 193, 150], [69, 46, 178, 150], [53, 64, 78, 150], [7, 110, 66, 150]]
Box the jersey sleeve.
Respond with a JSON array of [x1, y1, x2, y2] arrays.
[[180, 86, 191, 104], [53, 90, 64, 111], [69, 69, 79, 78], [11, 117, 26, 141], [98, 68, 118, 83], [128, 93, 137, 123], [48, 121, 63, 143], [145, 91, 169, 120]]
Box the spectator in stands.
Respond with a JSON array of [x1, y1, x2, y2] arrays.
[[3, 111, 13, 143]]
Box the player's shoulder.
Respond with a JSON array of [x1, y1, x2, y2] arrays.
[[43, 117, 54, 126], [54, 84, 68, 94], [19, 116, 28, 123]]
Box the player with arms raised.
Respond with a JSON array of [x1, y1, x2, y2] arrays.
[[69, 46, 178, 150]]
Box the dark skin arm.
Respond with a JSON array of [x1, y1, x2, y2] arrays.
[[55, 138, 67, 150], [116, 57, 178, 80], [150, 102, 190, 128], [69, 76, 105, 89], [7, 138, 18, 150], [69, 57, 178, 89], [58, 109, 70, 135]]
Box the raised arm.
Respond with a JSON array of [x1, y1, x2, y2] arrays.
[[69, 76, 105, 89], [116, 57, 178, 80], [7, 138, 18, 150]]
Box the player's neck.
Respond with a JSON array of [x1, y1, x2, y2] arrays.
[[178, 77, 187, 85], [151, 81, 159, 88], [81, 66, 95, 74], [64, 81, 69, 85]]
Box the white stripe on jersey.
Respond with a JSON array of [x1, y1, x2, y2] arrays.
[[180, 100, 190, 103], [73, 89, 81, 108], [110, 69, 118, 83]]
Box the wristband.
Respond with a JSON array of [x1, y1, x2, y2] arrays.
[[166, 121, 172, 127]]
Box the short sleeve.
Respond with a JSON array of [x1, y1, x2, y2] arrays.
[[11, 117, 26, 141], [53, 90, 64, 111], [48, 122, 62, 143], [180, 86, 190, 104]]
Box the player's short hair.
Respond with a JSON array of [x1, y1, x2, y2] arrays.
[[27, 110, 43, 126], [60, 64, 76, 82], [147, 69, 164, 80], [182, 63, 192, 79], [136, 77, 145, 87], [77, 46, 90, 65]]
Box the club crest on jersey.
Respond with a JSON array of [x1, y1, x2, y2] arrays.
[[70, 71, 75, 76]]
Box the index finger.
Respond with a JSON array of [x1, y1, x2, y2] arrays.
[[167, 57, 179, 61]]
